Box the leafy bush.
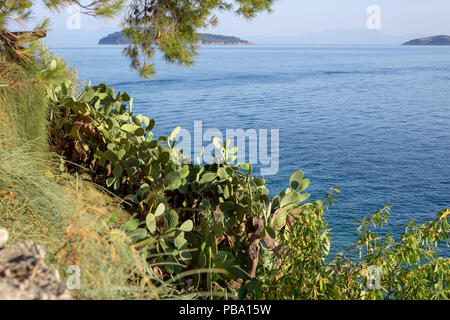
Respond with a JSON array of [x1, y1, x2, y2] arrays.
[[46, 82, 322, 296], [46, 81, 449, 299], [248, 205, 449, 300]]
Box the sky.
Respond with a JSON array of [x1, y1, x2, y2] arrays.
[[28, 0, 450, 45]]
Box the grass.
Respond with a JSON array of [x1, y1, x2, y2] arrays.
[[0, 141, 173, 299], [0, 60, 49, 153]]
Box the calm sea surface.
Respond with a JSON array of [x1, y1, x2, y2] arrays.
[[54, 45, 450, 254]]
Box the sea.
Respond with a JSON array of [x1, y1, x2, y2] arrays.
[[53, 45, 450, 255]]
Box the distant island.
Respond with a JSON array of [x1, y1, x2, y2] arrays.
[[403, 35, 450, 46], [98, 31, 254, 45]]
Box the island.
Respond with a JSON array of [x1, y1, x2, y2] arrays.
[[402, 35, 450, 46], [98, 31, 254, 45]]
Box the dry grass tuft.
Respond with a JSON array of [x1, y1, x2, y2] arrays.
[[0, 140, 177, 299]]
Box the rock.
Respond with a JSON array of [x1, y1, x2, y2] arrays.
[[0, 233, 72, 300], [0, 229, 8, 248]]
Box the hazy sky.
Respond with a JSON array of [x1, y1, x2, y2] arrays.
[[32, 0, 450, 37]]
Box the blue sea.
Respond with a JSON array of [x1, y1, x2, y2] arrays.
[[54, 45, 450, 254]]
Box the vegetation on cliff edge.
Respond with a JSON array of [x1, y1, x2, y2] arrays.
[[0, 0, 449, 300]]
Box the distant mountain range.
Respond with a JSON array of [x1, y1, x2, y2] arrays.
[[98, 31, 254, 45], [250, 29, 427, 45], [403, 35, 450, 45]]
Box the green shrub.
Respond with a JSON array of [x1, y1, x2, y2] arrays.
[[44, 77, 449, 300], [248, 205, 449, 300], [46, 82, 324, 297]]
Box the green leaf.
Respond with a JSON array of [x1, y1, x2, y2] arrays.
[[239, 163, 251, 171], [117, 149, 126, 160], [136, 114, 150, 127], [206, 232, 218, 254], [81, 88, 95, 102], [180, 251, 192, 262], [179, 220, 193, 232], [199, 172, 217, 184], [146, 213, 156, 234], [147, 119, 155, 131], [113, 178, 121, 191], [213, 251, 228, 265], [166, 210, 179, 229], [217, 167, 228, 179], [113, 163, 123, 178], [229, 147, 238, 154], [223, 185, 230, 199], [298, 193, 311, 203], [70, 101, 88, 115], [265, 226, 276, 239], [121, 123, 138, 133], [106, 176, 116, 187], [103, 102, 113, 115], [271, 208, 288, 232], [299, 178, 310, 192], [160, 151, 170, 164], [164, 171, 181, 190], [127, 229, 148, 243], [168, 126, 181, 142], [289, 170, 304, 190], [121, 92, 131, 101], [280, 191, 310, 208], [135, 127, 145, 136], [174, 232, 187, 249], [104, 150, 117, 162], [154, 203, 165, 217], [225, 265, 252, 281], [121, 218, 139, 232], [181, 165, 190, 179], [197, 252, 207, 268], [124, 194, 138, 203]]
